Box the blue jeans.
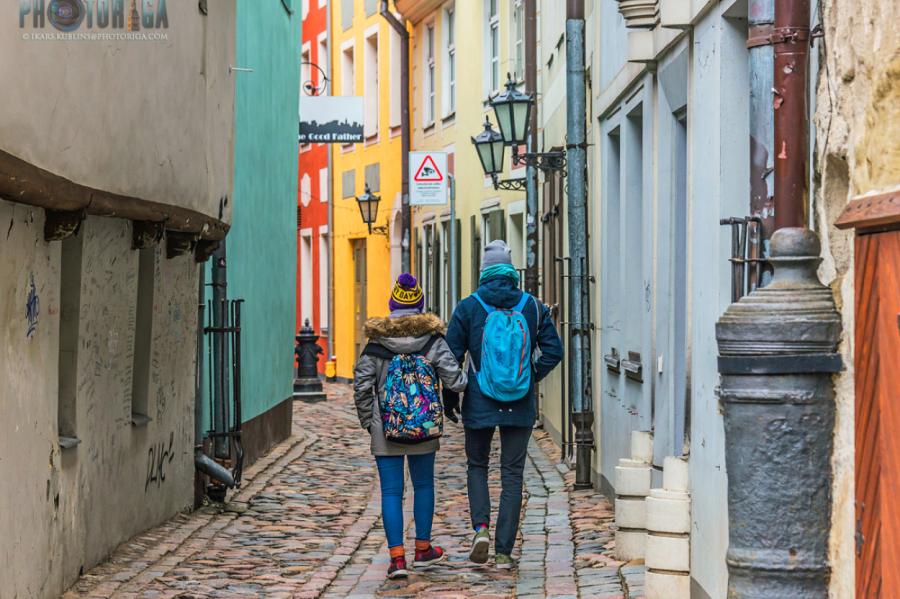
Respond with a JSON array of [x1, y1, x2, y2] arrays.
[[375, 452, 436, 548]]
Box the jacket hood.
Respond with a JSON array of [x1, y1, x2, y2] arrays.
[[475, 276, 523, 309], [364, 313, 445, 354]]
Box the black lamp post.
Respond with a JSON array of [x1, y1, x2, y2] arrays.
[[471, 73, 566, 191], [355, 183, 381, 234]]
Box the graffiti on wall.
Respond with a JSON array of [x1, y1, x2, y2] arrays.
[[26, 273, 39, 337], [145, 431, 175, 491]]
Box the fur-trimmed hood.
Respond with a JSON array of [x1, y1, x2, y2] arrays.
[[364, 313, 445, 339]]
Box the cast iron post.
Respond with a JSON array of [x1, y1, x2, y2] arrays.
[[565, 0, 594, 489], [716, 227, 841, 597], [294, 319, 326, 403]]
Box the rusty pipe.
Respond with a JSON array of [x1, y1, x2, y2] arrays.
[[773, 0, 810, 230]]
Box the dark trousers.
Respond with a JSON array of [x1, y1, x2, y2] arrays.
[[465, 426, 532, 556]]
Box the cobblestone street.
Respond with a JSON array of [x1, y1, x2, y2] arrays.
[[65, 384, 643, 599]]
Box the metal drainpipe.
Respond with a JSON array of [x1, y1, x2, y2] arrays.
[[211, 242, 230, 459], [326, 0, 334, 360], [380, 1, 411, 273], [524, 0, 539, 297], [748, 0, 776, 275], [565, 0, 594, 490], [773, 0, 810, 229]]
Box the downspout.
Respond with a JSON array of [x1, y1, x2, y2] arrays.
[[523, 0, 539, 296], [380, 1, 411, 273], [565, 0, 594, 490], [748, 0, 775, 270], [326, 0, 334, 360], [773, 0, 810, 228]]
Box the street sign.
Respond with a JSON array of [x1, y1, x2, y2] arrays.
[[409, 151, 448, 205]]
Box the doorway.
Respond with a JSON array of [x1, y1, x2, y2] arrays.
[[353, 239, 367, 360]]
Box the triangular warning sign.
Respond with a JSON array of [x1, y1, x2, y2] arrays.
[[414, 155, 444, 182]]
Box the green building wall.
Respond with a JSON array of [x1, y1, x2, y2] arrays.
[[204, 0, 300, 434]]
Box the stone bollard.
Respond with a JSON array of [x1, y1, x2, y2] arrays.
[[293, 319, 327, 403], [645, 456, 691, 598], [614, 431, 653, 560], [715, 228, 842, 598]]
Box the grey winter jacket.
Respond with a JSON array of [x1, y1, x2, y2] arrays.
[[353, 313, 468, 456]]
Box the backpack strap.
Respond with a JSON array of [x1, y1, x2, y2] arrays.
[[513, 292, 530, 313], [472, 292, 496, 315], [361, 342, 396, 361], [420, 334, 441, 356]]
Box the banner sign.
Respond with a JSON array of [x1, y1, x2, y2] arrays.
[[299, 96, 364, 144], [409, 151, 448, 206]]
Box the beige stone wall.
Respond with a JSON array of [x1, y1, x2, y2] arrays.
[[0, 203, 198, 598], [814, 1, 900, 596], [0, 1, 236, 222]]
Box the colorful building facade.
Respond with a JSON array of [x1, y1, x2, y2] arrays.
[[298, 0, 331, 370], [330, 0, 406, 379], [397, 0, 530, 322]]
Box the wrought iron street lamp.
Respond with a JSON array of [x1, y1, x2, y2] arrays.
[[355, 184, 382, 234], [471, 73, 567, 191], [471, 117, 505, 177]]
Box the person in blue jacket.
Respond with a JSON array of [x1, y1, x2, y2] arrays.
[[444, 239, 564, 569]]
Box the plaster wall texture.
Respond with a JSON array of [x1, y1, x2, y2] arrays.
[[0, 204, 198, 599], [0, 0, 236, 222], [813, 1, 900, 596]]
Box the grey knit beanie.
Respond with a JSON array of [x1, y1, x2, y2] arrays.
[[481, 240, 513, 270]]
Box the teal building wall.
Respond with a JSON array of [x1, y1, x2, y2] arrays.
[[212, 0, 300, 426]]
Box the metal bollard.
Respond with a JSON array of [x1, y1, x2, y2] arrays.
[[715, 228, 842, 598], [293, 319, 327, 403]]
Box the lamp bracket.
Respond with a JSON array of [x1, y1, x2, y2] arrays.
[[369, 224, 390, 236], [491, 176, 528, 192], [511, 146, 567, 172]]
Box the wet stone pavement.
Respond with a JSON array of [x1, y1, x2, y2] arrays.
[[65, 384, 644, 598]]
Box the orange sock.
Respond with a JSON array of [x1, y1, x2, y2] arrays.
[[389, 546, 405, 559], [415, 539, 431, 552]]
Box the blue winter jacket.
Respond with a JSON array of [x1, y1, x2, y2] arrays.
[[446, 276, 564, 429]]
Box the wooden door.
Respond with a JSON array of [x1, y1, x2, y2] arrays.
[[353, 240, 367, 359], [855, 230, 900, 597]]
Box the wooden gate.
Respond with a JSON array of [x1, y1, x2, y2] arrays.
[[352, 239, 367, 360], [837, 192, 900, 598]]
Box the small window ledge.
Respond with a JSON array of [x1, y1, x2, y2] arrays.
[[131, 412, 152, 427], [59, 436, 81, 450], [441, 111, 456, 126], [423, 122, 436, 135]]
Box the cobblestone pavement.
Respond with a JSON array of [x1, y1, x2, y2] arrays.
[[65, 384, 644, 598]]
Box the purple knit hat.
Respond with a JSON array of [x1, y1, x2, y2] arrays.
[[389, 273, 425, 312]]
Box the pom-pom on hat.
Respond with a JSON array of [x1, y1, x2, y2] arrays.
[[389, 273, 425, 313]]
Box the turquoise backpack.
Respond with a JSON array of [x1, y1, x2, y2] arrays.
[[472, 292, 535, 402]]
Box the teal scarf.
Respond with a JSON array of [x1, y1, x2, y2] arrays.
[[479, 263, 520, 285]]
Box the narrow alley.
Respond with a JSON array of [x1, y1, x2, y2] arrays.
[[64, 386, 644, 599]]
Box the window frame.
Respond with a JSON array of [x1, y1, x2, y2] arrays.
[[424, 22, 436, 126]]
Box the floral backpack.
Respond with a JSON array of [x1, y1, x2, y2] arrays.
[[362, 336, 443, 444]]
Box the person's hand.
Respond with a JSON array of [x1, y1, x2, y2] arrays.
[[442, 388, 461, 424]]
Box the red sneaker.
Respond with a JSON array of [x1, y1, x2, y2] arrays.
[[414, 544, 446, 568], [387, 556, 408, 579]]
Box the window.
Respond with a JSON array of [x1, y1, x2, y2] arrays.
[[364, 31, 379, 138], [300, 230, 313, 324], [319, 227, 330, 330], [486, 0, 500, 93], [319, 0, 326, 8], [302, 0, 309, 19], [319, 167, 328, 203], [390, 27, 402, 128], [424, 23, 436, 125], [301, 43, 312, 112], [131, 247, 155, 426], [442, 5, 456, 117], [58, 232, 83, 448], [341, 42, 355, 96], [317, 32, 328, 95], [512, 0, 524, 80]]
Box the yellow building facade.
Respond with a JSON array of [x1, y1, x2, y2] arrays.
[[330, 0, 407, 379], [397, 0, 530, 322]]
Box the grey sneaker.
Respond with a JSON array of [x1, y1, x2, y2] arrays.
[[469, 528, 490, 564], [495, 553, 516, 569]]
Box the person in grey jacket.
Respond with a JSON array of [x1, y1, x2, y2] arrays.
[[353, 273, 467, 579]]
